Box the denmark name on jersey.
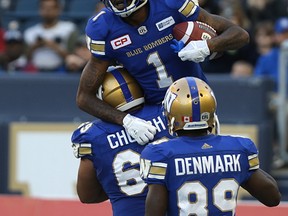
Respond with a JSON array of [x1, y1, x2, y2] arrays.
[[140, 134, 259, 216]]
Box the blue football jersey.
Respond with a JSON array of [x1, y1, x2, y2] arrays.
[[71, 104, 172, 216], [85, 0, 208, 104], [140, 134, 259, 216]]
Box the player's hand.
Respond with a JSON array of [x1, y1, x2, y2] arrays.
[[170, 39, 185, 53], [123, 114, 157, 145], [178, 40, 210, 63]]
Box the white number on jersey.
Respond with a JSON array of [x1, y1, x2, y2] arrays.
[[147, 51, 173, 88], [113, 149, 147, 196], [177, 179, 238, 215]]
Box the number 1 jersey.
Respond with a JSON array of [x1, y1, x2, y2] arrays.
[[85, 0, 208, 104]]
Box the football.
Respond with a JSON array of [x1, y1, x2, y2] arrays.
[[172, 21, 222, 60]]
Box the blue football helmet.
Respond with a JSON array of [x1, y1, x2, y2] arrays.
[[101, 0, 148, 17]]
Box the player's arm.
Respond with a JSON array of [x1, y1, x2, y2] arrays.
[[241, 168, 281, 207], [76, 55, 126, 125], [77, 158, 108, 203], [77, 55, 156, 145], [173, 5, 250, 63], [197, 8, 250, 53], [145, 184, 168, 216]]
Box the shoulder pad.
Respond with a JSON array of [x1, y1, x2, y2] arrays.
[[86, 10, 110, 40]]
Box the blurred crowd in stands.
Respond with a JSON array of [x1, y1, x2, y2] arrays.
[[0, 0, 287, 79], [0, 0, 103, 73]]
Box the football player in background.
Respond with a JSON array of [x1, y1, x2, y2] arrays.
[[71, 67, 172, 215], [76, 0, 249, 145], [140, 77, 281, 216]]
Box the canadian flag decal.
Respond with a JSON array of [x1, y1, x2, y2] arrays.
[[182, 116, 192, 122]]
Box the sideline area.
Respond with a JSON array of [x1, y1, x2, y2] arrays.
[[0, 196, 287, 216]]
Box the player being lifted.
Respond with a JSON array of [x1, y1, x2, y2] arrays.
[[77, 0, 249, 145], [140, 77, 281, 216], [72, 67, 172, 216]]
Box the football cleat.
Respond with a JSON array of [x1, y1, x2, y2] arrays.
[[101, 0, 148, 17], [162, 77, 217, 135], [97, 67, 145, 111]]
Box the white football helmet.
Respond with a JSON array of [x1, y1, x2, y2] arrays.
[[163, 77, 217, 135], [101, 0, 148, 17], [97, 67, 145, 111]]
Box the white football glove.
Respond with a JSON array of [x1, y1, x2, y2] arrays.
[[178, 40, 210, 63], [123, 114, 157, 145]]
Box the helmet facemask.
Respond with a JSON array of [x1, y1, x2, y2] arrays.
[[102, 0, 148, 17]]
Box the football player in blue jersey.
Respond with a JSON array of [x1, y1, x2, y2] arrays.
[[72, 67, 172, 216], [76, 0, 249, 145], [140, 77, 281, 216]]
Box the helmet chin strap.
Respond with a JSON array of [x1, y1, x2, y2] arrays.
[[214, 113, 220, 135], [169, 117, 175, 136]]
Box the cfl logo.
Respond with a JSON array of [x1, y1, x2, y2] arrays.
[[111, 34, 132, 50], [138, 26, 148, 35], [201, 112, 210, 121], [201, 33, 212, 40]]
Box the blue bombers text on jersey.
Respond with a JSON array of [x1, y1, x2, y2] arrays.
[[85, 0, 208, 104], [71, 104, 172, 216], [140, 134, 259, 216]]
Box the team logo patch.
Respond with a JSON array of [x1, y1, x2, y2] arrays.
[[110, 34, 132, 50], [201, 143, 213, 149], [156, 16, 175, 31]]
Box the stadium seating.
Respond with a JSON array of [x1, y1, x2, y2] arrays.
[[66, 0, 98, 16], [1, 0, 98, 32], [14, 0, 39, 13]]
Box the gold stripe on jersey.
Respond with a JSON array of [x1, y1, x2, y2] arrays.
[[179, 0, 197, 17], [150, 166, 167, 176], [89, 40, 105, 55], [79, 147, 92, 155], [72, 143, 92, 158], [90, 44, 105, 53], [248, 154, 259, 170]]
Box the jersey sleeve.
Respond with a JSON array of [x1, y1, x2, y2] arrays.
[[165, 0, 200, 21], [241, 138, 260, 171], [238, 137, 260, 183], [71, 122, 95, 160], [140, 141, 169, 185], [85, 9, 111, 61]]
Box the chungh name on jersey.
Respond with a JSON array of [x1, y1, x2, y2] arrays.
[[175, 154, 241, 176], [107, 116, 166, 149]]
